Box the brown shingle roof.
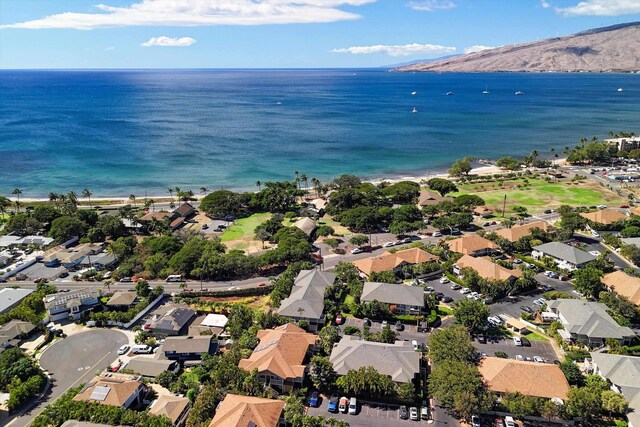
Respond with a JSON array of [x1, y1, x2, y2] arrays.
[[139, 212, 174, 222], [455, 255, 521, 281], [352, 247, 438, 276], [174, 203, 195, 217], [473, 205, 494, 216], [580, 209, 627, 225], [106, 291, 137, 307], [238, 323, 316, 380], [602, 271, 640, 306], [479, 357, 570, 399], [446, 234, 499, 255], [418, 190, 453, 206], [495, 221, 550, 243], [149, 395, 190, 424], [209, 394, 284, 427], [73, 374, 143, 407]]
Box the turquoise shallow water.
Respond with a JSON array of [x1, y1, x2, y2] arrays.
[[0, 69, 638, 197]]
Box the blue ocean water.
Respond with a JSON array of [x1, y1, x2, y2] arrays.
[[0, 69, 638, 197]]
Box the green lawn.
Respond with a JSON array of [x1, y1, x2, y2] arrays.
[[451, 178, 626, 214], [220, 213, 272, 242], [524, 330, 550, 341]]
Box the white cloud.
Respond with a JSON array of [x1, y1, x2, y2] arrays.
[[141, 36, 196, 47], [540, 0, 551, 8], [464, 45, 495, 54], [332, 43, 456, 56], [408, 0, 455, 11], [105, 46, 116, 51], [556, 0, 640, 16], [0, 0, 375, 30]]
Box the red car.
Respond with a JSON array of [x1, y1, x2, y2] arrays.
[[335, 314, 344, 325], [258, 282, 267, 287], [495, 418, 505, 427], [620, 204, 630, 208]]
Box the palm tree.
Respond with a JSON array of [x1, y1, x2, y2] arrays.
[[48, 192, 58, 203], [11, 188, 22, 213], [67, 191, 78, 205], [82, 188, 92, 208], [200, 187, 208, 196], [167, 187, 174, 203], [129, 194, 136, 207], [294, 170, 299, 189], [255, 181, 261, 191], [149, 198, 155, 212], [300, 174, 308, 192]]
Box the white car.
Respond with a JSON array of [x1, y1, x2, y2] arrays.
[[533, 356, 545, 363], [439, 277, 450, 284], [513, 337, 522, 346], [460, 288, 471, 294], [489, 316, 503, 325], [383, 242, 395, 248], [117, 344, 130, 355], [515, 355, 524, 361], [227, 286, 240, 291], [350, 248, 364, 254], [589, 250, 601, 257], [591, 231, 600, 238], [432, 231, 442, 237], [451, 283, 461, 290], [505, 416, 516, 427]]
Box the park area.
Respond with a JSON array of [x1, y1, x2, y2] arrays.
[[220, 212, 272, 252], [451, 177, 627, 214]]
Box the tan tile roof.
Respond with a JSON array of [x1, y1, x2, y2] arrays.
[[238, 323, 316, 380], [455, 255, 522, 281], [495, 221, 549, 243], [209, 394, 284, 427], [418, 190, 453, 206], [479, 357, 570, 399], [580, 209, 627, 225], [446, 235, 499, 255], [292, 217, 316, 235], [149, 395, 190, 423], [473, 205, 494, 216], [352, 247, 437, 276], [602, 271, 640, 306], [73, 374, 143, 407]]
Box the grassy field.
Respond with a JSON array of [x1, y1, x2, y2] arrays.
[[451, 178, 626, 214], [524, 330, 550, 341], [220, 213, 272, 242]]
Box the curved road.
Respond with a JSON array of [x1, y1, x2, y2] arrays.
[[9, 329, 128, 427]]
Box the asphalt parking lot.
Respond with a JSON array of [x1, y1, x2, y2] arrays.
[[307, 401, 431, 426], [12, 329, 129, 427], [342, 316, 428, 344], [473, 333, 558, 362]]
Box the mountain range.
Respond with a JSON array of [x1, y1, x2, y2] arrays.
[[397, 22, 640, 73]]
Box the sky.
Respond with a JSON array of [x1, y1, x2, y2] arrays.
[[1, 0, 639, 69]]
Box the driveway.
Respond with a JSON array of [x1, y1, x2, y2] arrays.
[[307, 401, 434, 427], [9, 329, 129, 427]]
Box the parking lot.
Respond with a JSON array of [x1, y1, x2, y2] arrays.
[[15, 262, 66, 281], [342, 316, 428, 344], [472, 331, 558, 362], [307, 401, 431, 426]]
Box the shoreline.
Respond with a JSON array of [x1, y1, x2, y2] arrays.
[[10, 158, 567, 204]]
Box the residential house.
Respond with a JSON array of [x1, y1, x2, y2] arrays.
[[531, 242, 596, 271], [174, 203, 196, 219], [238, 323, 316, 392], [585, 352, 640, 427], [80, 252, 116, 270], [106, 291, 138, 309], [473, 205, 494, 218], [580, 209, 627, 226], [147, 305, 196, 337], [126, 357, 179, 378], [292, 217, 316, 237], [547, 299, 636, 346], [601, 271, 640, 306], [454, 255, 522, 283], [149, 395, 191, 427], [360, 282, 425, 315], [44, 288, 100, 321], [162, 336, 216, 362], [138, 211, 185, 231], [189, 313, 228, 336], [42, 242, 105, 268], [417, 190, 453, 207], [0, 235, 54, 249], [445, 234, 499, 257], [495, 221, 549, 243], [0, 288, 34, 315], [329, 336, 420, 383], [0, 320, 36, 353], [208, 394, 285, 427], [73, 373, 147, 409], [478, 357, 570, 400], [277, 270, 336, 331], [352, 247, 438, 277]]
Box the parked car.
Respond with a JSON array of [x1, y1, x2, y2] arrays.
[[432, 231, 442, 237], [533, 356, 544, 363], [117, 344, 130, 355], [420, 401, 430, 420], [339, 396, 349, 413], [335, 314, 344, 325], [520, 306, 533, 314], [350, 248, 363, 254], [348, 397, 357, 415], [410, 406, 419, 420], [119, 277, 133, 283], [395, 320, 404, 331], [308, 391, 320, 407], [520, 337, 531, 347], [328, 395, 339, 412], [362, 317, 371, 327], [504, 415, 516, 427], [399, 405, 409, 419], [460, 287, 471, 294], [439, 276, 450, 284], [513, 337, 522, 346], [383, 241, 395, 248], [443, 296, 454, 303], [381, 320, 389, 328], [515, 355, 524, 361], [471, 415, 482, 427], [412, 340, 420, 351], [58, 271, 69, 278], [495, 418, 505, 427]]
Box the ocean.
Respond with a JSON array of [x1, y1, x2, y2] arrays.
[[0, 69, 638, 198]]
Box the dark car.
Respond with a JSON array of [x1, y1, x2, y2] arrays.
[[395, 321, 404, 331], [58, 271, 70, 278], [328, 395, 339, 412], [443, 296, 454, 303], [477, 334, 487, 344], [399, 405, 409, 419], [520, 337, 531, 347], [362, 317, 371, 327], [520, 306, 533, 314], [309, 391, 320, 407]]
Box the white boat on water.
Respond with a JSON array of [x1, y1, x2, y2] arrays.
[[446, 91, 454, 96], [515, 91, 524, 95], [411, 91, 417, 95], [482, 85, 490, 94], [412, 107, 418, 113], [617, 88, 623, 92]]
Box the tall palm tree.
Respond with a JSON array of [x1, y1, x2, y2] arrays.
[[167, 187, 174, 203], [255, 181, 261, 191], [200, 187, 208, 196], [149, 198, 155, 212], [294, 170, 299, 189], [11, 188, 22, 213], [67, 191, 78, 205], [82, 188, 92, 208], [300, 174, 308, 192], [48, 192, 58, 203], [129, 194, 136, 207]]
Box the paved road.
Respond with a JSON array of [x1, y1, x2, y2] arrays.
[[7, 329, 129, 427], [307, 401, 436, 427]]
